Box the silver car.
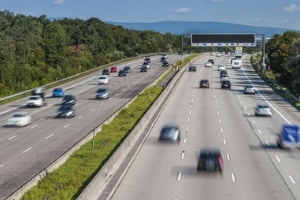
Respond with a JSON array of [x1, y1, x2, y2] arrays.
[[255, 104, 272, 116], [95, 88, 109, 99], [244, 84, 255, 94]]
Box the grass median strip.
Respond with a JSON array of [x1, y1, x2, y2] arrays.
[[22, 86, 163, 200]]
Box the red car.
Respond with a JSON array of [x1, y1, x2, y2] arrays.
[[110, 66, 118, 73]]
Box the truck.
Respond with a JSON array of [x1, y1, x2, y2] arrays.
[[277, 124, 300, 149], [26, 87, 47, 107]]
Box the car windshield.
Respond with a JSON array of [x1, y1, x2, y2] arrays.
[[12, 113, 25, 118], [97, 88, 107, 93]]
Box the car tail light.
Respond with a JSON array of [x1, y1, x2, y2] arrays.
[[218, 156, 223, 167]]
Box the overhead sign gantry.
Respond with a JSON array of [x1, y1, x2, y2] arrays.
[[191, 33, 256, 47]]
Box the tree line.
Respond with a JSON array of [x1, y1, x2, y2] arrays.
[[0, 11, 201, 97], [265, 31, 300, 96]]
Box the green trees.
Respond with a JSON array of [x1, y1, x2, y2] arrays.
[[0, 12, 185, 98], [265, 31, 300, 95]]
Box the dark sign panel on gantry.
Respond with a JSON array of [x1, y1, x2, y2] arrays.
[[191, 33, 256, 47]]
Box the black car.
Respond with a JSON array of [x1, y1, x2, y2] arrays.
[[140, 66, 148, 72], [162, 60, 169, 67], [158, 124, 181, 143], [56, 104, 76, 118], [197, 147, 223, 173], [123, 66, 131, 73], [102, 68, 110, 75], [161, 55, 167, 62], [208, 59, 214, 64], [118, 69, 127, 76], [220, 70, 227, 78], [61, 95, 76, 105], [188, 65, 196, 71], [221, 80, 231, 89], [200, 79, 209, 88]]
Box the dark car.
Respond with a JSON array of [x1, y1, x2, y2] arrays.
[[197, 147, 223, 173], [123, 66, 131, 73], [118, 69, 127, 76], [102, 68, 110, 75], [162, 60, 169, 67], [144, 57, 151, 63], [61, 95, 76, 105], [220, 70, 228, 78], [188, 65, 196, 72], [208, 59, 214, 64], [161, 54, 167, 62], [158, 124, 181, 143], [221, 80, 231, 89], [178, 51, 183, 55], [95, 88, 109, 99], [140, 66, 148, 72], [200, 80, 210, 88], [52, 87, 64, 97], [56, 104, 75, 118]]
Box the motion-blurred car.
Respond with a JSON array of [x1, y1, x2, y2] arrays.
[[208, 59, 214, 64], [142, 62, 150, 69], [216, 53, 222, 57], [6, 112, 32, 127], [161, 54, 167, 62], [110, 66, 118, 73], [95, 88, 109, 99], [205, 62, 212, 67], [218, 65, 226, 71], [244, 84, 256, 94], [123, 66, 131, 73], [26, 95, 44, 107], [221, 80, 231, 89], [200, 80, 210, 88], [98, 75, 109, 85], [144, 57, 151, 64], [118, 69, 127, 76], [61, 95, 76, 105], [197, 147, 223, 173], [255, 104, 272, 117], [162, 60, 169, 67], [56, 104, 76, 118], [188, 65, 197, 71], [140, 65, 148, 72], [102, 68, 110, 75], [52, 88, 64, 97], [158, 124, 181, 143]]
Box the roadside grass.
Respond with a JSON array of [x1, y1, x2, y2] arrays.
[[21, 54, 196, 199]]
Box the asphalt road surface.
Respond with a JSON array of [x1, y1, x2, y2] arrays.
[[0, 54, 182, 199], [108, 54, 300, 200]]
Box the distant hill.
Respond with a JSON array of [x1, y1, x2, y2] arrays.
[[106, 21, 298, 38]]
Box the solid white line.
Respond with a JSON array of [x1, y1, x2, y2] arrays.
[[23, 147, 32, 154], [231, 173, 236, 182], [45, 134, 53, 140], [289, 175, 296, 184], [177, 172, 182, 181], [275, 155, 281, 163], [8, 135, 17, 140]]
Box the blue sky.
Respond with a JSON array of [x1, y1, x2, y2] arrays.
[[0, 0, 300, 30]]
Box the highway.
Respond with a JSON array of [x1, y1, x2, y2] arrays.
[[0, 54, 181, 199], [107, 55, 300, 200]]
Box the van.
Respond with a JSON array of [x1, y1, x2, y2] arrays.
[[231, 59, 242, 69]]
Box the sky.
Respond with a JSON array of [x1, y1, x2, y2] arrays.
[[0, 0, 300, 30]]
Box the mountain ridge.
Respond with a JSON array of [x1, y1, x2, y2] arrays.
[[106, 20, 298, 37]]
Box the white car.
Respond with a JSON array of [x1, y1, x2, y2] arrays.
[[205, 62, 212, 67], [98, 75, 109, 85], [26, 95, 43, 107], [216, 53, 222, 57], [244, 84, 256, 94], [218, 65, 226, 71], [255, 104, 272, 117], [6, 112, 32, 127]]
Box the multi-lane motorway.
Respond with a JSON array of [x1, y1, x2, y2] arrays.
[[0, 55, 181, 199], [106, 55, 300, 200]]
